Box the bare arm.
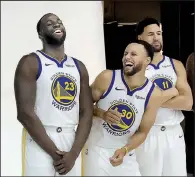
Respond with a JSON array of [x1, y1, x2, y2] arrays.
[[69, 60, 93, 158], [14, 54, 60, 160], [109, 86, 178, 166], [91, 70, 121, 123], [186, 53, 194, 110], [161, 59, 193, 111], [123, 86, 177, 152]]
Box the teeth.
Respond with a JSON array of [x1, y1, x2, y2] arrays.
[[126, 63, 133, 66], [54, 30, 61, 33]]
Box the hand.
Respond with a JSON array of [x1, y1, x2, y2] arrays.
[[51, 151, 63, 161], [109, 148, 126, 167], [53, 151, 77, 175], [103, 109, 121, 125]]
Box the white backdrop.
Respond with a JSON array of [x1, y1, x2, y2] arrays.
[[1, 1, 106, 176]]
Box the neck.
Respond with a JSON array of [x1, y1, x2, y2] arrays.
[[124, 70, 147, 90], [42, 43, 65, 62], [152, 52, 163, 63]]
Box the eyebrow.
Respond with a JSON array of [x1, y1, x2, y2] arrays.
[[46, 18, 61, 23], [148, 31, 162, 33]]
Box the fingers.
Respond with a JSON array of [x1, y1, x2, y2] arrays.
[[107, 118, 119, 125], [110, 160, 123, 167], [56, 151, 65, 155], [53, 159, 63, 166], [109, 109, 122, 118], [109, 156, 123, 167], [58, 168, 67, 175], [54, 161, 69, 175], [105, 110, 121, 124], [54, 164, 64, 171]]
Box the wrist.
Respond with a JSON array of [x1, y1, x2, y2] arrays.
[[69, 148, 80, 159], [121, 146, 129, 156], [50, 150, 61, 161], [97, 106, 106, 120]]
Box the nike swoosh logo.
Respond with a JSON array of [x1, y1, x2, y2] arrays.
[[115, 87, 124, 91], [45, 63, 53, 66], [129, 153, 134, 156], [179, 135, 183, 138]]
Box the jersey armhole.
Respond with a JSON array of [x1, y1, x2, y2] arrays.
[[33, 53, 42, 80], [72, 58, 81, 77], [144, 83, 155, 110], [100, 70, 116, 99], [169, 57, 177, 74]]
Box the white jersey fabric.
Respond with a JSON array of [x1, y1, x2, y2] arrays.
[[83, 69, 155, 176], [145, 55, 184, 125], [136, 56, 187, 176], [22, 50, 81, 176], [34, 50, 80, 128]]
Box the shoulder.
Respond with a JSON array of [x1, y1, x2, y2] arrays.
[[172, 58, 186, 75], [91, 69, 114, 90], [172, 58, 184, 68], [16, 53, 38, 73], [94, 69, 114, 84]]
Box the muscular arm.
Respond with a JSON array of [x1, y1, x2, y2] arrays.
[[14, 54, 60, 160], [91, 70, 113, 117], [69, 60, 93, 158], [123, 86, 177, 152], [161, 60, 193, 111], [186, 53, 194, 110]]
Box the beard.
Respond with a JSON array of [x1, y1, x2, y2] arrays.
[[152, 42, 163, 52], [124, 63, 143, 76], [43, 32, 66, 46]]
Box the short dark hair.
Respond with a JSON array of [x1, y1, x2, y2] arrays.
[[36, 13, 53, 34], [133, 40, 154, 62], [136, 17, 160, 36]]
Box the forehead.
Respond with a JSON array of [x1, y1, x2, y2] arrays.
[[144, 24, 161, 33], [41, 14, 61, 24], [126, 43, 145, 53]]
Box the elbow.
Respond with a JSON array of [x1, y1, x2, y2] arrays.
[[184, 97, 193, 111], [17, 110, 35, 124], [185, 101, 193, 111]]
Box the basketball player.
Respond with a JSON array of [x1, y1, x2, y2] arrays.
[[134, 17, 193, 176], [82, 40, 179, 176], [14, 13, 93, 176], [186, 52, 194, 111]]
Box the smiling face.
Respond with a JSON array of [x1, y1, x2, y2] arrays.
[[138, 24, 163, 53], [39, 14, 66, 45], [122, 43, 150, 76]]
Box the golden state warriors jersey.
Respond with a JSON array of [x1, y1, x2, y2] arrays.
[[33, 50, 80, 128], [87, 70, 155, 149], [145, 55, 184, 125]]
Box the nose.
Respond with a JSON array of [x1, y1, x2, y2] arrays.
[[53, 23, 60, 28], [125, 53, 131, 60]]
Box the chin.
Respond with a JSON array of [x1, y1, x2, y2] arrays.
[[124, 70, 136, 76]]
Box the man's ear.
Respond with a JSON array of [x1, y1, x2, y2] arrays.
[[138, 35, 142, 40]]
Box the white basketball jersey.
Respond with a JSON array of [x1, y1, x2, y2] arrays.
[[145, 55, 184, 125], [87, 70, 155, 148], [33, 50, 80, 128]]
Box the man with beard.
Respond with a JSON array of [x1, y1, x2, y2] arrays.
[[134, 17, 193, 176], [82, 40, 179, 176], [14, 13, 93, 176]]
